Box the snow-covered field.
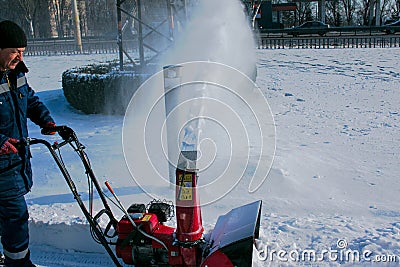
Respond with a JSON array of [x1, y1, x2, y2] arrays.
[[7, 47, 397, 266], [255, 48, 400, 266]]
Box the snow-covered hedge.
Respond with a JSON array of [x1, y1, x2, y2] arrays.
[[62, 63, 150, 115]]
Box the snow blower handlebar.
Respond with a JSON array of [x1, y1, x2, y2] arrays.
[[28, 126, 123, 267]]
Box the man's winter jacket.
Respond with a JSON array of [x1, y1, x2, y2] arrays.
[[0, 62, 54, 199]]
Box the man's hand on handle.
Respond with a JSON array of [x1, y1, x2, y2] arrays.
[[41, 122, 57, 135]]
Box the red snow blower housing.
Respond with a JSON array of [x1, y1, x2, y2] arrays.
[[30, 126, 262, 267]]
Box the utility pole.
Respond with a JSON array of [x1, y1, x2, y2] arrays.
[[166, 0, 174, 40], [368, 0, 375, 26], [318, 0, 326, 23], [117, 0, 124, 70], [375, 0, 381, 25], [137, 0, 145, 67], [72, 0, 83, 52]]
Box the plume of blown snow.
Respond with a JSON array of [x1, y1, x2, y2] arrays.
[[160, 0, 257, 79]]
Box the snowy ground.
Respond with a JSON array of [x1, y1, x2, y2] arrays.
[[254, 48, 400, 266], [3, 47, 396, 266]]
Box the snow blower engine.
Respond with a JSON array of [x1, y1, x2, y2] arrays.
[[31, 126, 262, 267]]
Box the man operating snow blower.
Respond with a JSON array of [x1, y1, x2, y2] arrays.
[[0, 20, 57, 267]]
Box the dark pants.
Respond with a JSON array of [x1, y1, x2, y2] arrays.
[[0, 196, 32, 266]]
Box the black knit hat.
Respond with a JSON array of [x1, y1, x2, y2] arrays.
[[0, 20, 27, 49]]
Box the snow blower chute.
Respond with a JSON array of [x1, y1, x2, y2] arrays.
[[31, 126, 261, 267]]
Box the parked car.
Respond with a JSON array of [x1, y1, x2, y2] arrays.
[[289, 21, 330, 37], [383, 18, 397, 25], [383, 19, 400, 34]]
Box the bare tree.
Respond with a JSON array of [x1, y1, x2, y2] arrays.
[[295, 2, 314, 25], [0, 1, 21, 24], [389, 0, 400, 17], [380, 0, 396, 19], [326, 0, 343, 25], [356, 0, 371, 24], [17, 0, 37, 37], [342, 0, 358, 25], [84, 0, 117, 37], [49, 0, 71, 37]]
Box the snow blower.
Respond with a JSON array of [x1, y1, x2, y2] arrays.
[[30, 126, 262, 266]]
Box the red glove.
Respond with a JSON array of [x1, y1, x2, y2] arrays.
[[0, 138, 19, 155], [42, 122, 57, 135]]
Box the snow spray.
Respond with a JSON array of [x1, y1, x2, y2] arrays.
[[122, 0, 275, 204], [160, 0, 258, 184], [160, 0, 257, 78]]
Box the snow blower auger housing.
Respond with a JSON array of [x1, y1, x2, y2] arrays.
[[29, 126, 262, 267]]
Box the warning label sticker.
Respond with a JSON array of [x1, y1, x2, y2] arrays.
[[178, 174, 193, 201], [142, 214, 152, 221]]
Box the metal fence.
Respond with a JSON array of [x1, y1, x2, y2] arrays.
[[258, 35, 400, 49], [24, 35, 400, 56], [25, 38, 136, 56]]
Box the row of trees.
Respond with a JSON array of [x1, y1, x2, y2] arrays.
[[293, 0, 400, 26], [246, 0, 400, 28], [0, 0, 121, 39], [0, 0, 179, 40], [1, 0, 400, 40]]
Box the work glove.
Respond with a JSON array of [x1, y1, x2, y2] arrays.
[[0, 138, 19, 155], [41, 121, 57, 135]]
